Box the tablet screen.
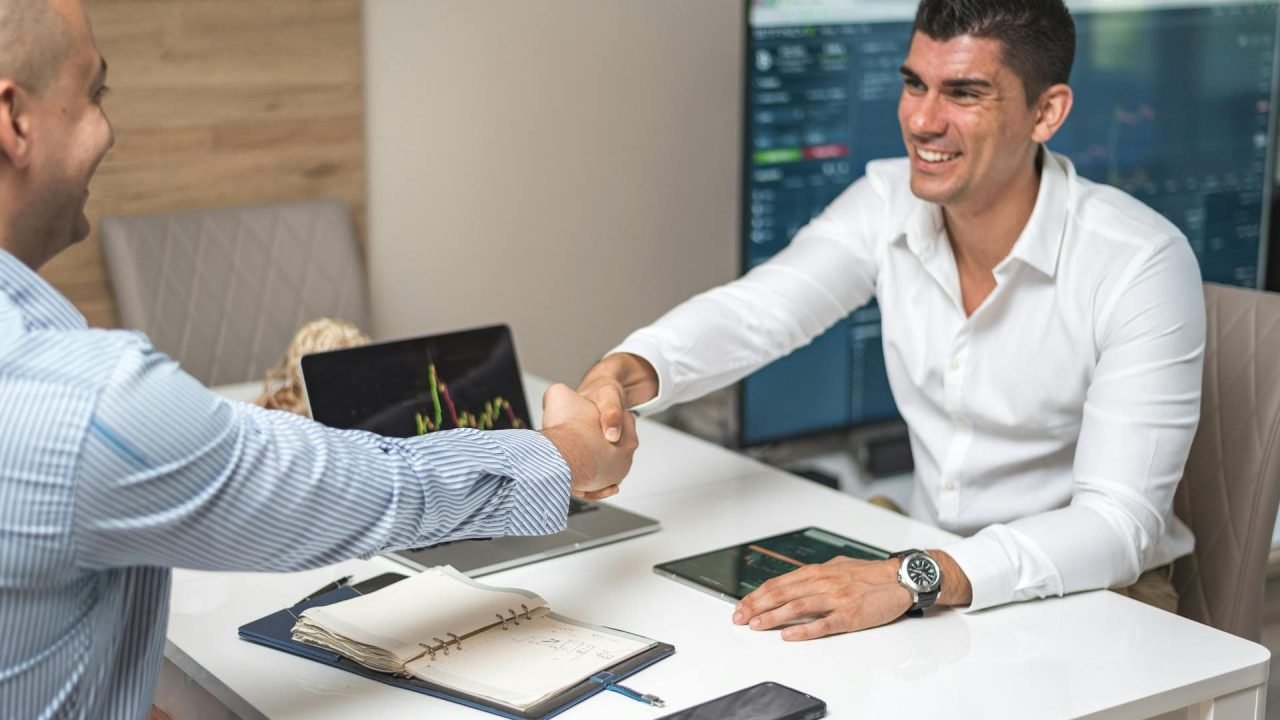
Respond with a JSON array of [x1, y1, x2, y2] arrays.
[[654, 527, 890, 601]]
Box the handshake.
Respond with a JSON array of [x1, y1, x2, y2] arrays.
[[538, 354, 660, 501]]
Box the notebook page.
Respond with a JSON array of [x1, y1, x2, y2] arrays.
[[404, 608, 654, 710], [299, 566, 544, 662]]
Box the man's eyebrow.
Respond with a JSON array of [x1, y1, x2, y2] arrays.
[[941, 77, 994, 91], [898, 66, 994, 92]]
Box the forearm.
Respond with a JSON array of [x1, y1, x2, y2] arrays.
[[613, 275, 860, 413], [73, 353, 571, 572]]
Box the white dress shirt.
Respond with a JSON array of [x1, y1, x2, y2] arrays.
[[614, 151, 1205, 611]]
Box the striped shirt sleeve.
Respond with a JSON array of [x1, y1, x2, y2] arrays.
[[69, 338, 571, 572]]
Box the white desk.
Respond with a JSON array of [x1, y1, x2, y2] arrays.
[[168, 381, 1270, 719]]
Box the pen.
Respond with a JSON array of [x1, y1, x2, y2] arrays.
[[294, 575, 353, 605], [605, 682, 665, 708]]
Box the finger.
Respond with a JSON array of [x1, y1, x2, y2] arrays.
[[734, 570, 824, 622], [576, 485, 619, 501], [747, 594, 832, 631], [619, 409, 640, 450], [780, 614, 848, 642]]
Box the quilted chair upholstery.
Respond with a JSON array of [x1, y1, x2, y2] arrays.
[[1174, 282, 1280, 642], [100, 199, 369, 387]]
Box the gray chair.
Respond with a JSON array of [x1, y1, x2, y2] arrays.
[[100, 198, 369, 387], [1174, 282, 1280, 642]]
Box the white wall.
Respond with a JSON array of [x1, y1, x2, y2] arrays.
[[364, 0, 743, 383]]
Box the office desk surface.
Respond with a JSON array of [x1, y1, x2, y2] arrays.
[[173, 382, 1270, 719]]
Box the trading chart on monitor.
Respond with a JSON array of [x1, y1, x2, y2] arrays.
[[740, 0, 1280, 445]]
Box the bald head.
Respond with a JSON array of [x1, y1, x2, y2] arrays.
[[0, 0, 72, 95]]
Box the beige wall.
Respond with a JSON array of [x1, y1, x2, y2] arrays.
[[41, 0, 366, 328], [364, 0, 743, 383], [43, 0, 742, 385]]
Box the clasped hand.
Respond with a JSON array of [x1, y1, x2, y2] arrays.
[[539, 383, 637, 500], [733, 556, 913, 640]]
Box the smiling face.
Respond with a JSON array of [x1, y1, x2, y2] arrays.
[[897, 32, 1049, 214]]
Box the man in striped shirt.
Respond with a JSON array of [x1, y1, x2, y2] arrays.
[[0, 1, 638, 718]]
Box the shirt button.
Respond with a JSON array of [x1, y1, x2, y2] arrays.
[[944, 480, 956, 491], [949, 357, 961, 371]]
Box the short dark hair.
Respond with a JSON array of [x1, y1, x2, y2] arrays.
[[912, 0, 1075, 106]]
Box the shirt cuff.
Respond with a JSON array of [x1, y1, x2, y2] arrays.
[[486, 430, 572, 536], [609, 332, 673, 415], [941, 529, 1019, 612]]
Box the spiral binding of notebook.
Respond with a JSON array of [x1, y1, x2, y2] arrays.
[[400, 604, 534, 667]]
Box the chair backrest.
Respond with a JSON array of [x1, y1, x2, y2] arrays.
[[1174, 282, 1280, 642], [100, 199, 369, 387]]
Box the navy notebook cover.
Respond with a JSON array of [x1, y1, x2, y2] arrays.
[[237, 573, 675, 720]]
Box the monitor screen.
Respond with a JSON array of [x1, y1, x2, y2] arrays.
[[740, 0, 1280, 446], [300, 325, 531, 439]]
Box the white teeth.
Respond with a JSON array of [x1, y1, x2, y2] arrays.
[[917, 148, 958, 163]]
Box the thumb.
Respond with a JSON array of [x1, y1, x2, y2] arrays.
[[600, 403, 623, 443], [595, 385, 627, 443]]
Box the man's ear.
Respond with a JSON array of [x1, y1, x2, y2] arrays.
[[0, 81, 33, 170], [1030, 83, 1073, 145]]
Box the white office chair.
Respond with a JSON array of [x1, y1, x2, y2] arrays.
[[100, 198, 369, 387]]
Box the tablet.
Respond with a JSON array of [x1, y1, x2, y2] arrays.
[[653, 527, 890, 602]]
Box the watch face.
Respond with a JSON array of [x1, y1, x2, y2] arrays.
[[905, 555, 939, 590]]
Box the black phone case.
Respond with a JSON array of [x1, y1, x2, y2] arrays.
[[656, 681, 826, 720]]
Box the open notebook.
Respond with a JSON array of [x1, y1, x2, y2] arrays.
[[274, 567, 671, 718]]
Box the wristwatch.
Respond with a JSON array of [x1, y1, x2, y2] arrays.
[[890, 549, 942, 617]]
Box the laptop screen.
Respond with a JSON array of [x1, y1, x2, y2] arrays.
[[300, 324, 531, 438]]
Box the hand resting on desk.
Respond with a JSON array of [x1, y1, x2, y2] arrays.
[[733, 551, 972, 640]]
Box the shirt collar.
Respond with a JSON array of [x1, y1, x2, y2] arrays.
[[1002, 148, 1071, 278], [898, 147, 1072, 279], [0, 248, 88, 332]]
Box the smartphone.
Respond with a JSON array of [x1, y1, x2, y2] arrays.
[[656, 681, 826, 720]]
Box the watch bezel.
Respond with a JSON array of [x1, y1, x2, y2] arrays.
[[895, 550, 942, 594]]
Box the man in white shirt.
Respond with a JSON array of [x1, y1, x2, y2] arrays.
[[578, 0, 1204, 639]]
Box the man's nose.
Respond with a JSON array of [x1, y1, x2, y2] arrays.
[[909, 93, 946, 136]]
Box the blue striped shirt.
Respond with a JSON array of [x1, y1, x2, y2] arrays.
[[0, 249, 571, 719]]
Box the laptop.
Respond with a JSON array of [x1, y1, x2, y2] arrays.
[[299, 324, 660, 576]]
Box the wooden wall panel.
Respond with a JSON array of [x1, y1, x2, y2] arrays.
[[39, 0, 366, 328]]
